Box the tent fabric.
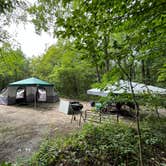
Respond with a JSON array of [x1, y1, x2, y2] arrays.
[[16, 88, 25, 99], [0, 88, 8, 105], [38, 88, 47, 101], [0, 77, 59, 105], [9, 77, 53, 86], [87, 88, 109, 97], [87, 80, 166, 97]]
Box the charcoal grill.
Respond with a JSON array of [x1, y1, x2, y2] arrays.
[[69, 101, 85, 125], [70, 101, 83, 113]]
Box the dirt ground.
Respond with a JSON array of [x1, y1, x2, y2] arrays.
[[0, 100, 90, 163]]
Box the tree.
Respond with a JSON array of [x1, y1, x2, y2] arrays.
[[0, 0, 27, 43], [29, 41, 95, 98], [158, 63, 166, 83], [29, 1, 166, 165], [0, 43, 29, 89]]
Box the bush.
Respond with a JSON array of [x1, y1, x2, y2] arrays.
[[27, 117, 166, 166], [141, 116, 166, 165], [29, 124, 128, 165], [0, 162, 12, 166]]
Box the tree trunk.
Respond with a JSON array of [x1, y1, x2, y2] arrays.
[[104, 35, 110, 72], [129, 79, 143, 166], [146, 60, 151, 84], [95, 63, 101, 82], [132, 64, 136, 80], [74, 75, 79, 96], [105, 59, 110, 72], [117, 62, 144, 166], [141, 60, 146, 84], [155, 105, 160, 119]]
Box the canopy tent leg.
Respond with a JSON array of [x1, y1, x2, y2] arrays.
[[33, 86, 38, 109]]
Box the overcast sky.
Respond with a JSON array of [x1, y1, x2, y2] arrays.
[[4, 0, 57, 58], [7, 22, 57, 58]]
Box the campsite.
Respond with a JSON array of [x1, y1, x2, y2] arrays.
[[0, 1, 166, 166]]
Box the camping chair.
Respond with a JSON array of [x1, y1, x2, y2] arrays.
[[88, 102, 113, 123], [85, 102, 103, 123]]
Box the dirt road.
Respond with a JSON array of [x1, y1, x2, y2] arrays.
[[0, 101, 87, 162]]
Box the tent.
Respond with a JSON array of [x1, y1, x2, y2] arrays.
[[87, 80, 166, 96], [0, 77, 59, 105]]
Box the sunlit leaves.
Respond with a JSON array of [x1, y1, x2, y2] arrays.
[[29, 0, 166, 87], [0, 43, 29, 88], [29, 42, 95, 97], [158, 64, 166, 83]]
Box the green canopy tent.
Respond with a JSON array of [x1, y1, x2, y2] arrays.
[[9, 77, 53, 86], [0, 77, 59, 105]]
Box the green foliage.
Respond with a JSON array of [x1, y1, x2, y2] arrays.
[[28, 122, 137, 166], [139, 94, 166, 109], [158, 63, 166, 83], [29, 42, 95, 99], [29, 0, 166, 86], [0, 0, 27, 43], [0, 0, 23, 14], [141, 116, 166, 164], [27, 118, 166, 166], [0, 43, 29, 89], [0, 162, 12, 166]]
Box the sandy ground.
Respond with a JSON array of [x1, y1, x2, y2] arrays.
[[0, 100, 90, 163]]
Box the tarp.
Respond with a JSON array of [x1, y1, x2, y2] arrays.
[[0, 96, 8, 105], [0, 88, 8, 105], [59, 100, 70, 114], [87, 88, 109, 97], [9, 77, 53, 86], [87, 80, 166, 96]]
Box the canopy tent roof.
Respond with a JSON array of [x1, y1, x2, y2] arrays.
[[87, 88, 109, 97], [87, 80, 166, 96], [9, 77, 53, 86]]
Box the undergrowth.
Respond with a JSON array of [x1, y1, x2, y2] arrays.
[[2, 116, 166, 166], [26, 116, 166, 166]]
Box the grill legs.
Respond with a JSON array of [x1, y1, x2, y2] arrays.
[[71, 110, 86, 126]]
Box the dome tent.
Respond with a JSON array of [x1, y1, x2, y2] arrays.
[[0, 77, 59, 105]]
